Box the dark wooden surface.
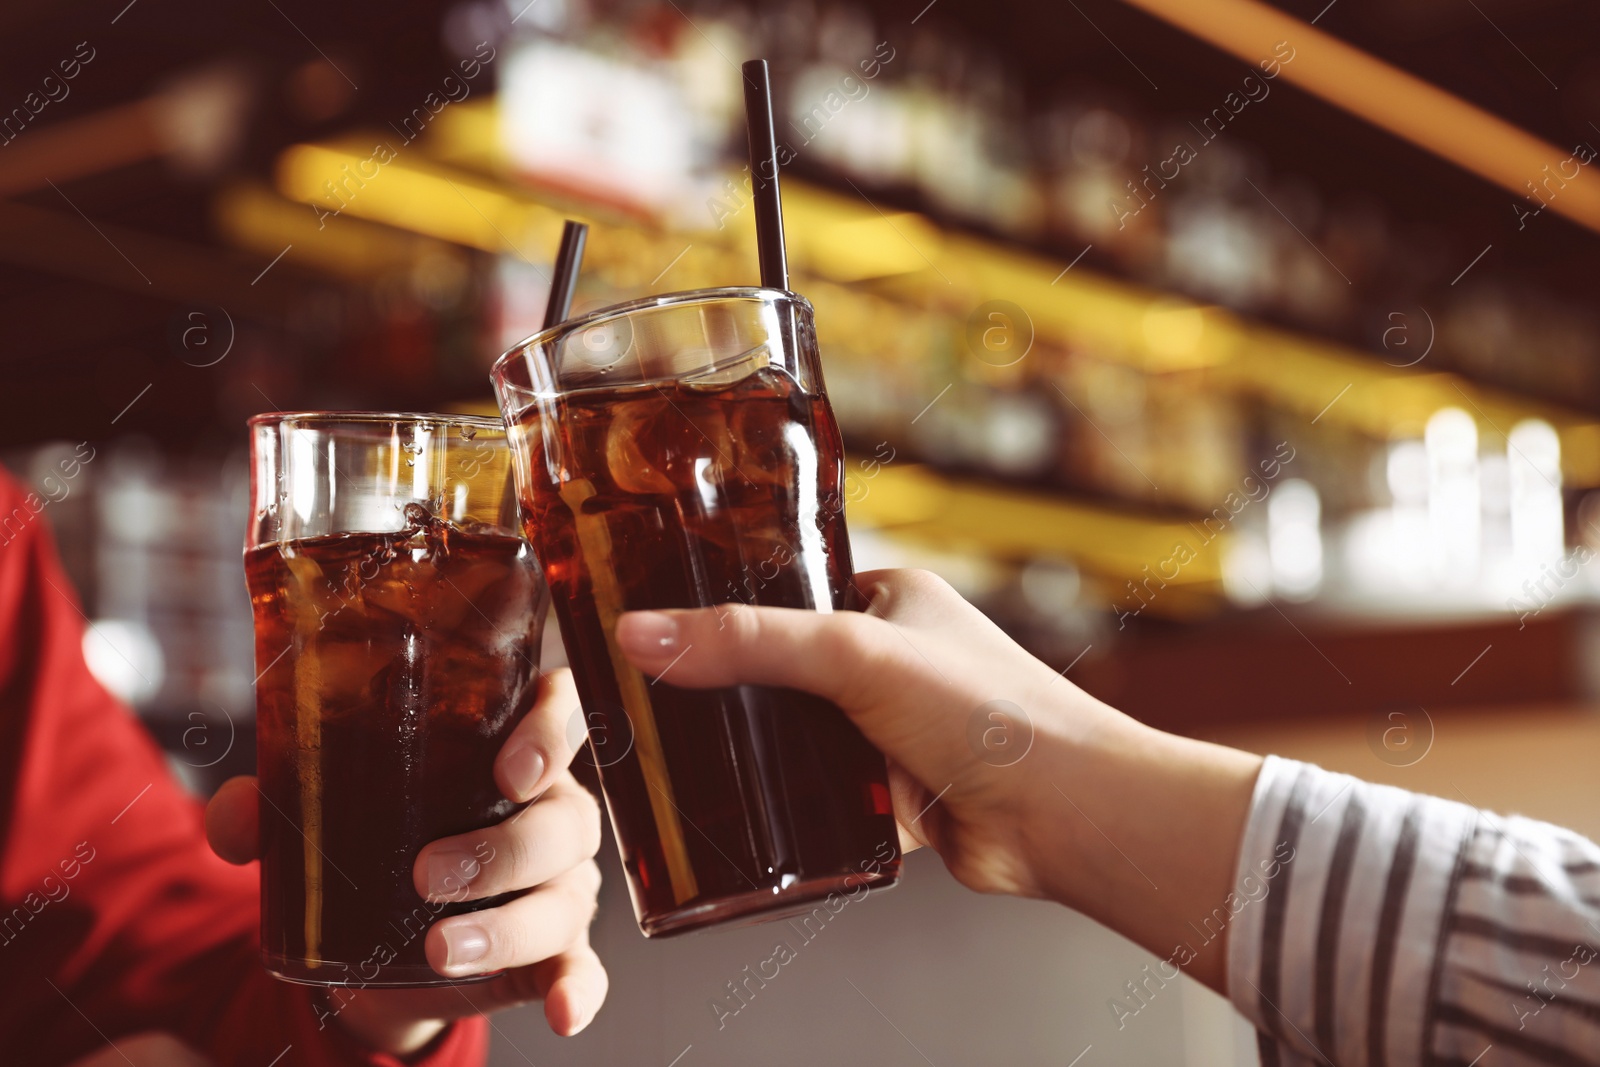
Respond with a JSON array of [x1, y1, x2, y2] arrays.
[[1074, 606, 1580, 734]]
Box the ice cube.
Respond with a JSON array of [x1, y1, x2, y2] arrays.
[[604, 396, 684, 496], [359, 571, 428, 628], [313, 640, 388, 706], [282, 552, 363, 629], [728, 389, 799, 489], [426, 553, 513, 634]]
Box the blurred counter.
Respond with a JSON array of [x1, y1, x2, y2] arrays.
[[1212, 700, 1600, 842]]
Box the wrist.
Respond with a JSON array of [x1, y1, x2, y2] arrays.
[[1015, 698, 1150, 911], [1014, 694, 1263, 992]]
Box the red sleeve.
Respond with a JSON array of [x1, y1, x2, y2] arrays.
[[0, 471, 488, 1066]]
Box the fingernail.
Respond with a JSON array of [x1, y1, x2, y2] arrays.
[[566, 994, 588, 1034], [442, 923, 490, 970], [426, 848, 481, 900], [501, 742, 545, 800], [618, 611, 680, 655]]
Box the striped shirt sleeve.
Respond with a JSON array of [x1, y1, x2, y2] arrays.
[[1228, 756, 1600, 1067]]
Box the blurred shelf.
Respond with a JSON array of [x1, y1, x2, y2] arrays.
[[223, 103, 1600, 490], [201, 104, 1600, 625], [845, 458, 1224, 591]]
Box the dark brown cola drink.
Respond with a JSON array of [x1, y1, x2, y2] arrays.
[[511, 363, 900, 935], [246, 507, 545, 984]]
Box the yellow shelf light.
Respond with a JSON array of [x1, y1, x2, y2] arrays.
[[847, 461, 1227, 588]]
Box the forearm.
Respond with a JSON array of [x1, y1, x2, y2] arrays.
[[1021, 708, 1263, 993]]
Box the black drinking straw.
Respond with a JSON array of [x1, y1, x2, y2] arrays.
[[741, 59, 790, 292], [542, 219, 589, 330]]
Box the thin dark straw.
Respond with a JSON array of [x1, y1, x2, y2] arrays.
[[741, 58, 789, 292], [542, 219, 589, 329]]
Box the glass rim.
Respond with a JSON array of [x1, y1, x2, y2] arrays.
[[489, 285, 813, 383], [247, 410, 505, 431]]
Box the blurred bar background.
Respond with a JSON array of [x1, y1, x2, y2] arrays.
[[5, 0, 1600, 1062]]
